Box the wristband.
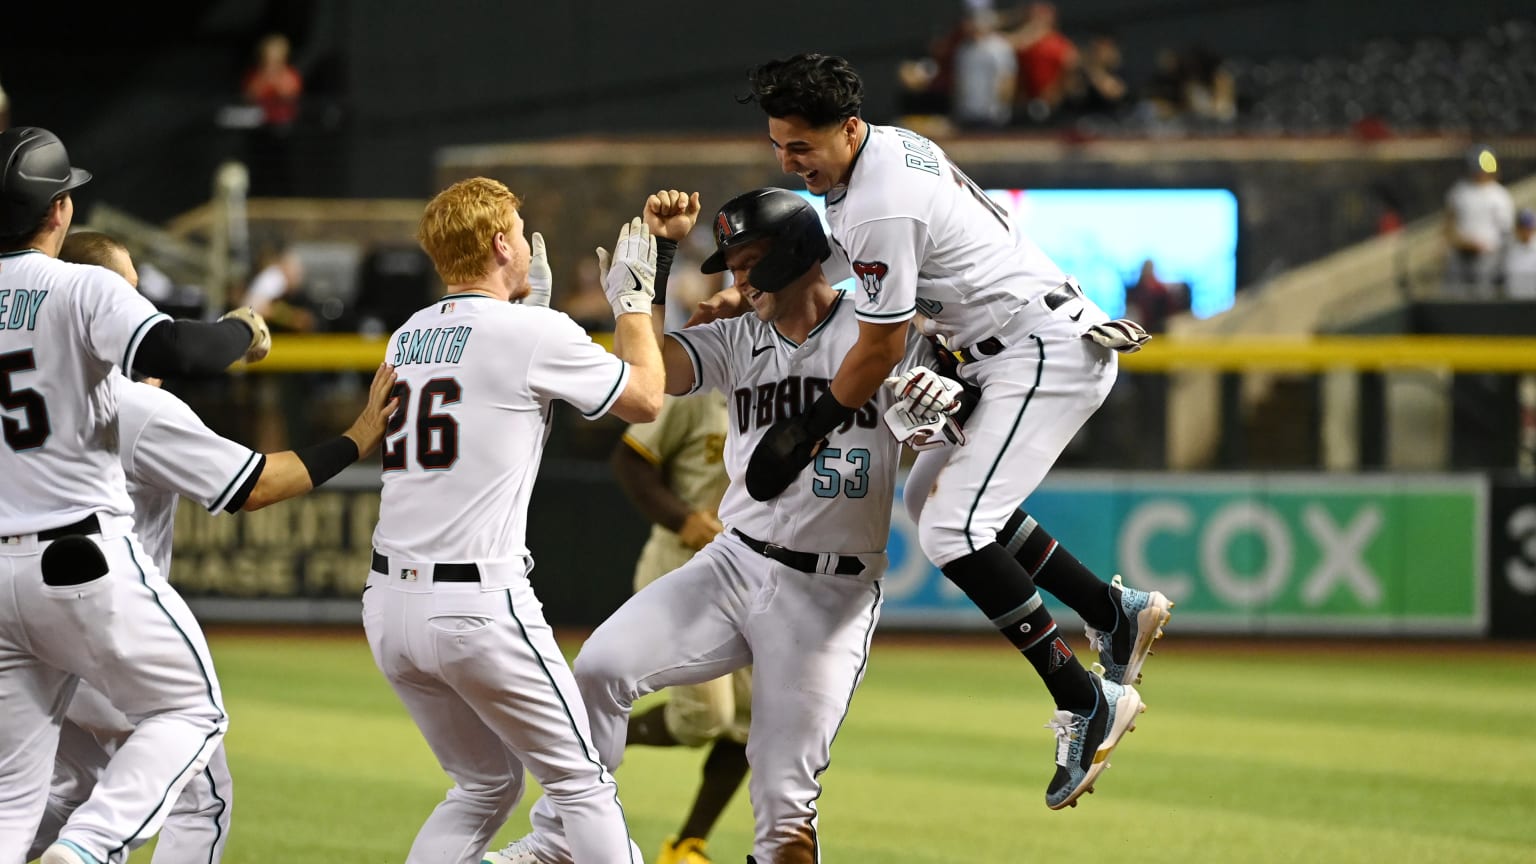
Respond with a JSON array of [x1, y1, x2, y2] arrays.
[[295, 436, 361, 487], [804, 390, 856, 439], [654, 238, 678, 307]]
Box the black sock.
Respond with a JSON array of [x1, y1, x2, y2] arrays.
[[627, 703, 681, 747], [997, 510, 1118, 631], [678, 738, 750, 842], [942, 543, 1097, 713]]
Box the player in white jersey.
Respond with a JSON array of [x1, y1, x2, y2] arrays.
[[27, 231, 398, 864], [366, 177, 669, 864], [489, 187, 949, 864], [0, 127, 275, 864], [716, 55, 1173, 810]]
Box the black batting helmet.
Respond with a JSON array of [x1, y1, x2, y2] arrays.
[[700, 188, 830, 293], [1, 127, 92, 238]]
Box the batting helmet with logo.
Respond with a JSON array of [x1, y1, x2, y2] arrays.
[[700, 187, 830, 293]]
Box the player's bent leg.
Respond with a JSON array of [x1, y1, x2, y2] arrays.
[[31, 711, 119, 862], [363, 575, 524, 864], [153, 743, 233, 864], [741, 568, 881, 864], [0, 642, 75, 862], [993, 511, 1173, 686], [518, 544, 755, 864], [26, 535, 226, 862]]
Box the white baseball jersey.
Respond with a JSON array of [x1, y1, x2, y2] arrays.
[[0, 250, 169, 535], [670, 291, 929, 560], [823, 123, 1068, 346], [116, 379, 263, 574], [373, 294, 629, 566]]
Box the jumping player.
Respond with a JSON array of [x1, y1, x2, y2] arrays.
[[731, 54, 1170, 809]]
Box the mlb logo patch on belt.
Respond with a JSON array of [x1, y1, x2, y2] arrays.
[[400, 568, 419, 582]]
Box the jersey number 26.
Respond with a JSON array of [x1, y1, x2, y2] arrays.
[[382, 378, 460, 471]]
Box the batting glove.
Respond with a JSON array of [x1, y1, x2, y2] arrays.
[[524, 231, 552, 308], [218, 306, 271, 363], [1083, 319, 1152, 354], [596, 218, 656, 318], [885, 366, 964, 421]]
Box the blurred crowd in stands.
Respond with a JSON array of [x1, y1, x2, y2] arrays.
[[1442, 145, 1536, 300]]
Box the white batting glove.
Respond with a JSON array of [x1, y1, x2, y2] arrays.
[[596, 217, 656, 318], [883, 404, 968, 450], [884, 366, 963, 420], [524, 231, 552, 308], [1083, 319, 1152, 354]]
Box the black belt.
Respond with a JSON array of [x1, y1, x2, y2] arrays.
[[33, 514, 102, 543], [950, 280, 1082, 364], [731, 529, 865, 576], [371, 550, 481, 583]]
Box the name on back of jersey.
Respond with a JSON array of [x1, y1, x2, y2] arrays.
[[391, 325, 472, 367], [735, 374, 879, 434], [0, 289, 48, 331]]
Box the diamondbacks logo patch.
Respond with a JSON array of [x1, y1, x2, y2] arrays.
[[715, 212, 734, 245], [851, 260, 889, 302], [1046, 637, 1073, 674]]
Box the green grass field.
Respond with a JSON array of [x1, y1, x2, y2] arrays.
[[123, 629, 1536, 864]]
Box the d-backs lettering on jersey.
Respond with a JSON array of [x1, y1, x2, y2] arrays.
[[823, 124, 1069, 346], [373, 294, 629, 563], [0, 250, 170, 535], [116, 378, 262, 576], [669, 293, 931, 563]]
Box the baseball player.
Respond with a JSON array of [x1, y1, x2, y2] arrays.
[[366, 177, 667, 864], [611, 391, 750, 864], [0, 127, 274, 864], [487, 187, 958, 864], [719, 54, 1172, 810], [26, 231, 399, 864]]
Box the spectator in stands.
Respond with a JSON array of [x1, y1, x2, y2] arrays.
[[1007, 2, 1077, 123], [897, 24, 965, 121], [951, 7, 1017, 129], [243, 244, 316, 333], [1063, 32, 1129, 120], [1502, 208, 1536, 301], [242, 33, 304, 196], [1179, 47, 1237, 124], [1443, 144, 1515, 299], [1124, 258, 1189, 334], [243, 33, 303, 127]]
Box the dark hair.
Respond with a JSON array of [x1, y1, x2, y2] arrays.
[[745, 53, 864, 127]]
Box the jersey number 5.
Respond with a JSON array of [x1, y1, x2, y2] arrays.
[[382, 378, 461, 471], [0, 349, 50, 452]]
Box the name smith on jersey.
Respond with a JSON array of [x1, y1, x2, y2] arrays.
[[391, 325, 473, 367]]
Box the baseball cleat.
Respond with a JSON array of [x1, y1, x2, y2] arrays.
[[482, 836, 541, 864], [42, 841, 101, 864], [1084, 574, 1172, 686], [1044, 672, 1145, 810], [660, 835, 714, 863]]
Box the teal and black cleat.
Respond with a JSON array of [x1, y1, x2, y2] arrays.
[[1085, 574, 1172, 686], [1044, 672, 1145, 810]]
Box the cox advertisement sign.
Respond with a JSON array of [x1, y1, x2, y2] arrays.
[[883, 472, 1486, 635]]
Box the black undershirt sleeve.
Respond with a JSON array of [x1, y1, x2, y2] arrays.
[[133, 319, 251, 378]]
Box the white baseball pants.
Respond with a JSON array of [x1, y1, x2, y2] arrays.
[[361, 562, 635, 864], [0, 517, 226, 864], [525, 531, 883, 864]]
